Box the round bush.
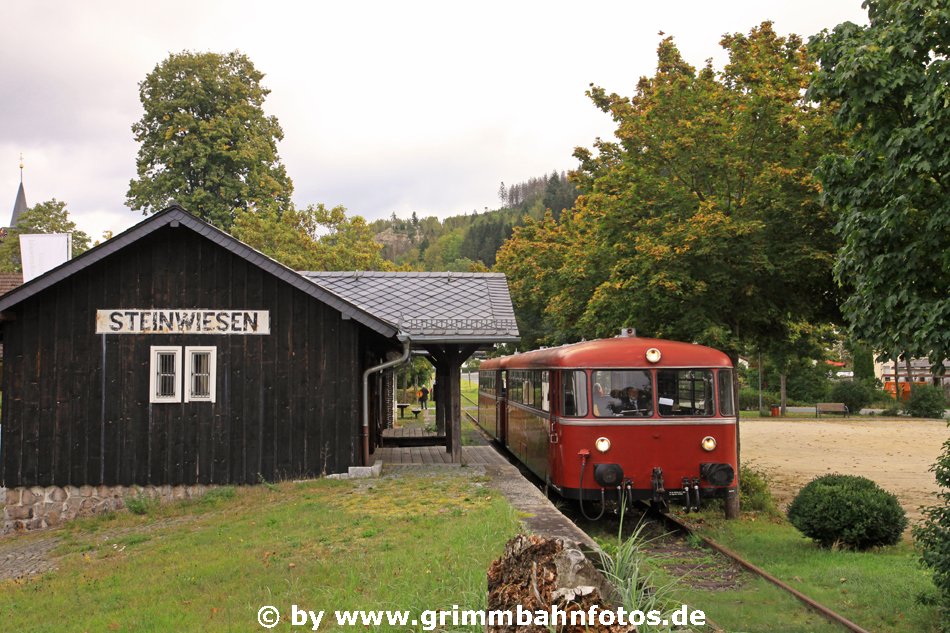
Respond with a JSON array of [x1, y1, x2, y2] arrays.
[[828, 380, 873, 414], [787, 474, 907, 550], [904, 385, 947, 419]]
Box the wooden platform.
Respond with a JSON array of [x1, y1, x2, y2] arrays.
[[374, 445, 509, 466], [382, 427, 441, 439]]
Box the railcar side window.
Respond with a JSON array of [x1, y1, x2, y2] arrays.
[[657, 369, 714, 416], [561, 370, 588, 417], [540, 371, 550, 412], [718, 369, 735, 416], [591, 370, 653, 417]]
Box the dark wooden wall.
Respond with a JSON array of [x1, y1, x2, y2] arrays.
[[1, 225, 374, 487]]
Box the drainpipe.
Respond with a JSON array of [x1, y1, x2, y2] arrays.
[[362, 333, 411, 466]]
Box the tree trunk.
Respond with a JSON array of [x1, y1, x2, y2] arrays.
[[893, 355, 901, 402], [905, 355, 914, 397], [729, 350, 741, 519], [779, 373, 787, 415]]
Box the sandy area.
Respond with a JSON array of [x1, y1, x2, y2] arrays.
[[740, 417, 949, 522]]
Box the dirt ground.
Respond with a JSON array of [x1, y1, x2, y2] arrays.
[[740, 416, 949, 522]]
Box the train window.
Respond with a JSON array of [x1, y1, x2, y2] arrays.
[[509, 372, 522, 403], [718, 369, 735, 416], [592, 370, 653, 417], [657, 369, 715, 416], [540, 371, 550, 412], [561, 370, 588, 417]]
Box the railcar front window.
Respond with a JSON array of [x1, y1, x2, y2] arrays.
[[718, 369, 735, 416], [657, 369, 714, 416], [592, 370, 653, 417], [561, 370, 588, 417]]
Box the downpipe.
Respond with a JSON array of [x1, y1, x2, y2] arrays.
[[362, 333, 411, 466]]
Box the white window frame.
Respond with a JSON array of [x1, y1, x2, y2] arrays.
[[150, 346, 182, 403], [184, 346, 217, 403]]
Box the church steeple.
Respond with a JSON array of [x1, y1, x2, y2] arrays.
[[10, 154, 27, 228]]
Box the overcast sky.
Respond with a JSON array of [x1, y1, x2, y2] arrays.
[[0, 1, 868, 239]]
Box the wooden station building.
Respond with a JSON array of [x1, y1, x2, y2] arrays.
[[0, 206, 519, 490]]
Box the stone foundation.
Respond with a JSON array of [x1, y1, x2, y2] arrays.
[[2, 484, 213, 535]]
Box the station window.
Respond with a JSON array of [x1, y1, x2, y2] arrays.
[[149, 345, 217, 404], [150, 346, 182, 403], [185, 346, 217, 403]]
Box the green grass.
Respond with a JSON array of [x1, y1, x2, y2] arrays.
[[0, 473, 520, 632], [657, 512, 940, 633]]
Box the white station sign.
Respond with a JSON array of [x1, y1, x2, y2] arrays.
[[96, 309, 270, 335]]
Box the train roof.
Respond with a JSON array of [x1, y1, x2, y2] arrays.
[[480, 337, 732, 370]]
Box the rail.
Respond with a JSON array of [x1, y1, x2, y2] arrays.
[[644, 505, 874, 633]]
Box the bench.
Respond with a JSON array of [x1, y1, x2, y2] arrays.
[[816, 402, 849, 417]]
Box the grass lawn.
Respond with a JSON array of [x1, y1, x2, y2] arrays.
[[656, 511, 940, 633], [0, 472, 519, 632]]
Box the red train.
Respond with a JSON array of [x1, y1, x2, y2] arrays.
[[477, 334, 738, 517]]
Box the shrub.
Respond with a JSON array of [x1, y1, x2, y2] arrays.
[[739, 464, 777, 514], [787, 474, 907, 549], [828, 380, 873, 414], [914, 430, 950, 629], [904, 385, 947, 419], [125, 492, 158, 516], [738, 387, 780, 411]]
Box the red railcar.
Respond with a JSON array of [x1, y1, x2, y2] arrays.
[[478, 335, 738, 515]]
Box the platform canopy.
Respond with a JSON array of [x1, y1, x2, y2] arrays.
[[303, 271, 520, 462], [301, 271, 520, 344]]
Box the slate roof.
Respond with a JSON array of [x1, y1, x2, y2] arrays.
[[0, 206, 398, 339], [0, 272, 23, 296], [302, 271, 520, 344]]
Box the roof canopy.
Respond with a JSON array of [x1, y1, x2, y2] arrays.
[[303, 271, 520, 344]]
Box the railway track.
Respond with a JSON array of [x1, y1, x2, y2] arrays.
[[460, 391, 874, 633]]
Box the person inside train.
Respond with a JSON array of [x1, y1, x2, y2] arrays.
[[619, 386, 652, 416], [593, 383, 620, 416]]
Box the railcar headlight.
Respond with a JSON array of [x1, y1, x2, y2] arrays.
[[645, 347, 662, 363], [701, 436, 717, 452], [595, 437, 611, 453]]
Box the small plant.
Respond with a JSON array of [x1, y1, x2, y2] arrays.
[[199, 486, 237, 506], [914, 428, 950, 630], [125, 492, 158, 516], [904, 385, 947, 419], [598, 496, 677, 632], [739, 463, 778, 515], [828, 380, 874, 414], [787, 474, 907, 550]]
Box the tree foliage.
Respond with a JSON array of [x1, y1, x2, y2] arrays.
[[231, 204, 393, 271], [0, 199, 91, 272], [498, 24, 844, 355], [915, 424, 950, 629], [809, 0, 950, 366], [127, 50, 293, 230]]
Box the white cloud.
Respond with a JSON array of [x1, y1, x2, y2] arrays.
[[0, 1, 868, 237]]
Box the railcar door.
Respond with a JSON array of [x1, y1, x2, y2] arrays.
[[496, 370, 507, 444]]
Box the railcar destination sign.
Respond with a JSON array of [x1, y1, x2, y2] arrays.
[[96, 309, 270, 335]]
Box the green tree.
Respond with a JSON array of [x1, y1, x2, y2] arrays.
[[499, 24, 844, 357], [127, 50, 293, 230], [809, 0, 950, 367], [915, 426, 950, 629], [0, 199, 91, 272], [231, 204, 392, 271]]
